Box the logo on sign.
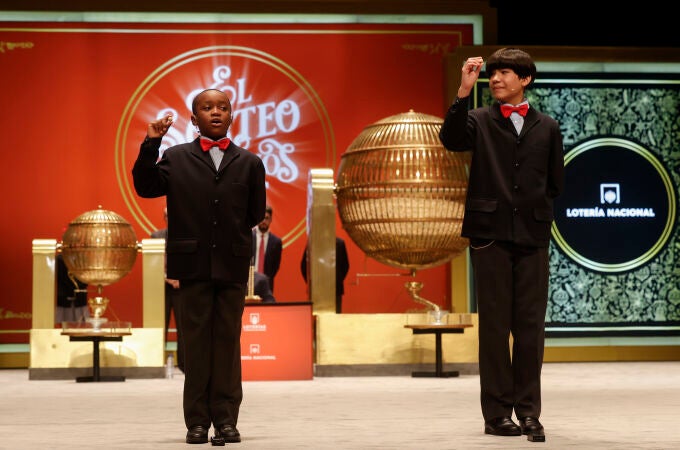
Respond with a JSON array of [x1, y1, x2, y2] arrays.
[[600, 183, 620, 204], [552, 137, 676, 273], [243, 311, 266, 332], [117, 45, 335, 244]]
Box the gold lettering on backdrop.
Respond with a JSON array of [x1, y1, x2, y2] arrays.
[[0, 41, 34, 53], [0, 307, 32, 320], [402, 42, 451, 55]]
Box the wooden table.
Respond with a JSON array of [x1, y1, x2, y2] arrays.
[[404, 324, 473, 378], [61, 331, 131, 382]]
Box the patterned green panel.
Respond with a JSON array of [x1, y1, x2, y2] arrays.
[[474, 76, 680, 336]]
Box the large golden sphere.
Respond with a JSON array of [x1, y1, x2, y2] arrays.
[[336, 110, 469, 270], [60, 206, 139, 287]]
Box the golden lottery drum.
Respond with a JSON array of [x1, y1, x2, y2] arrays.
[[60, 207, 138, 286], [335, 110, 469, 270]]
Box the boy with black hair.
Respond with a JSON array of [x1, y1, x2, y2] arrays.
[[133, 88, 266, 445], [439, 48, 565, 442]]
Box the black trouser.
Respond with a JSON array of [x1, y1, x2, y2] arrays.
[[470, 240, 549, 421], [177, 280, 245, 429]]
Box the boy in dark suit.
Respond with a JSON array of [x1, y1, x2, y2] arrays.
[[439, 48, 564, 443], [133, 88, 266, 445]]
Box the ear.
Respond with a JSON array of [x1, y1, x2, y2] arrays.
[[190, 114, 198, 126], [521, 76, 532, 87]]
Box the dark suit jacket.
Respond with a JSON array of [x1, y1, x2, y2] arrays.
[[439, 98, 564, 247], [252, 230, 282, 291], [150, 228, 167, 240], [300, 237, 350, 296], [56, 254, 88, 307], [133, 137, 267, 283], [253, 271, 275, 303]]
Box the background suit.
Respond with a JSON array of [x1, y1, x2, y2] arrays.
[[150, 226, 184, 372], [253, 271, 275, 303], [300, 237, 350, 313], [252, 229, 282, 292], [55, 253, 88, 324]]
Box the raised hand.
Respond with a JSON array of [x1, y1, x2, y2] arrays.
[[147, 114, 174, 139], [458, 56, 484, 98]]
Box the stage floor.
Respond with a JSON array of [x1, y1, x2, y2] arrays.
[[1, 361, 679, 449]]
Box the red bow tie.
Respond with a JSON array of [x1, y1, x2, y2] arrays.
[[199, 137, 230, 152], [500, 103, 529, 118]]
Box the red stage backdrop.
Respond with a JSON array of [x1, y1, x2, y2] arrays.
[[0, 20, 474, 344]]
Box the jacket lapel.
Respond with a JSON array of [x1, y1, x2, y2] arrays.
[[190, 138, 216, 170], [518, 109, 540, 138], [217, 143, 239, 173]]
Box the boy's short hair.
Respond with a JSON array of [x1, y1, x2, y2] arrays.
[[191, 88, 230, 114], [485, 48, 537, 86]]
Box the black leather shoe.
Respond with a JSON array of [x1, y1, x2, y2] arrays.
[[215, 424, 241, 443], [484, 416, 521, 436], [186, 425, 209, 444], [210, 435, 225, 446], [519, 417, 545, 442]]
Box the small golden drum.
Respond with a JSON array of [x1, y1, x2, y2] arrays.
[[60, 206, 138, 287]]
